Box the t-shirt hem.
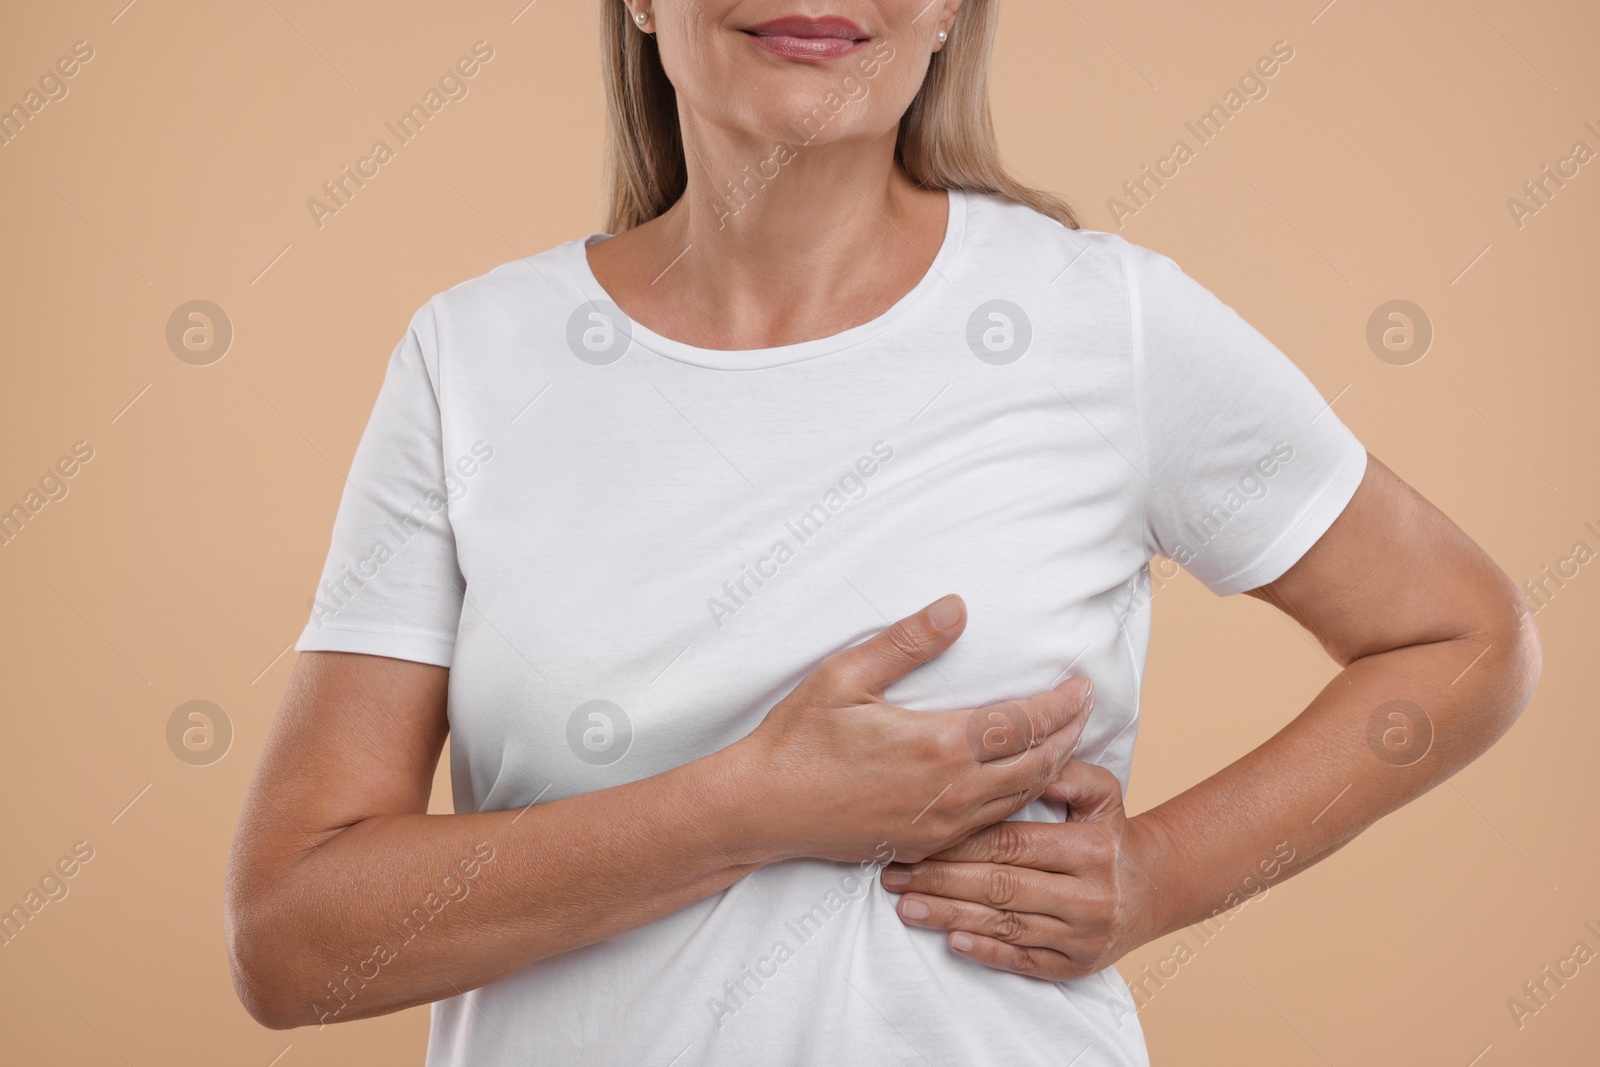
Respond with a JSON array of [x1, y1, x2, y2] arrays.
[[294, 626, 456, 668], [1205, 441, 1369, 596]]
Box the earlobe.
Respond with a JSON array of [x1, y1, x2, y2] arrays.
[[939, 0, 965, 46]]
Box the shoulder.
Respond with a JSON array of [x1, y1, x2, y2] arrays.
[[420, 238, 589, 337], [363, 238, 594, 391], [957, 189, 1180, 296]]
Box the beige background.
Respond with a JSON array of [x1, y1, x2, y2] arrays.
[[2, 0, 1596, 1063]]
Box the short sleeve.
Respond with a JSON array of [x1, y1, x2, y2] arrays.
[[1123, 241, 1369, 595], [294, 301, 465, 666]]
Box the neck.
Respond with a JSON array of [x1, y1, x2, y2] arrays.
[[669, 121, 921, 268], [674, 129, 943, 340], [586, 119, 950, 351]]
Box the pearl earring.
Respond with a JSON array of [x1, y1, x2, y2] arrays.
[[635, 11, 647, 24], [937, 29, 948, 42]]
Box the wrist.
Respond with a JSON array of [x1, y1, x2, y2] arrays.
[[1121, 811, 1185, 946], [687, 732, 797, 869]]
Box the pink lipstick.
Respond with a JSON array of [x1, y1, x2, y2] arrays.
[[742, 15, 869, 61]]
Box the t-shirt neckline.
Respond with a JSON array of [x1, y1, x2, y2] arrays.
[[564, 187, 967, 370]]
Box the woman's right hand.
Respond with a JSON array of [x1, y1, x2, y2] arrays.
[[734, 594, 1095, 867]]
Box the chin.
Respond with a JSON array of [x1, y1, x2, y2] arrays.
[[722, 85, 886, 150]]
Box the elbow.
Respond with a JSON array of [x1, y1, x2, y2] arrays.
[[1503, 599, 1543, 722], [227, 921, 309, 1030], [225, 887, 321, 1030], [235, 988, 303, 1032], [1471, 574, 1544, 738], [231, 970, 301, 1031]]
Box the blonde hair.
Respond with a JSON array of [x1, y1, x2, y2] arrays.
[[599, 0, 1081, 233]]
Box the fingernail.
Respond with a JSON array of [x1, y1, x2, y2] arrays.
[[950, 932, 974, 952], [881, 868, 909, 887], [929, 595, 962, 629], [901, 898, 930, 920]]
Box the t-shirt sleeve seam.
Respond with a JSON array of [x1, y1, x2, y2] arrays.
[[1205, 441, 1368, 595], [1117, 238, 1158, 561], [300, 622, 459, 640], [424, 293, 447, 410], [294, 624, 456, 669], [415, 296, 464, 545]]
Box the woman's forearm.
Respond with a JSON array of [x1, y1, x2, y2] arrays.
[[228, 599, 1094, 1030], [227, 740, 767, 1029], [1132, 609, 1540, 941]]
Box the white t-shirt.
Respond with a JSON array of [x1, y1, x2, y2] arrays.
[[295, 188, 1367, 1066]]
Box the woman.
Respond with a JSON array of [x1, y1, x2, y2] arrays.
[[225, 2, 1541, 1064]]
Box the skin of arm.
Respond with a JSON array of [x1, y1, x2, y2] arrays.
[[224, 597, 1094, 1029], [225, 652, 765, 1029], [878, 454, 1543, 978]]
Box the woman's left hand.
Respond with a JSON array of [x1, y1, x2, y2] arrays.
[[880, 759, 1168, 981]]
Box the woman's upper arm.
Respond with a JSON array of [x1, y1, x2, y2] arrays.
[[1121, 238, 1537, 697], [1245, 454, 1541, 694], [229, 651, 449, 874]]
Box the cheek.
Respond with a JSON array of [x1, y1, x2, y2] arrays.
[[838, 60, 926, 132]]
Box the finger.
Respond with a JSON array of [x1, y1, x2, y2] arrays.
[[946, 929, 1089, 982], [812, 594, 966, 699], [974, 710, 1086, 809], [922, 821, 1083, 874], [893, 892, 1070, 949], [1040, 760, 1124, 821], [965, 676, 1093, 765], [880, 859, 1069, 915], [921, 821, 1117, 878]]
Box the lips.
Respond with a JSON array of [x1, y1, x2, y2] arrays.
[[742, 15, 870, 61]]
